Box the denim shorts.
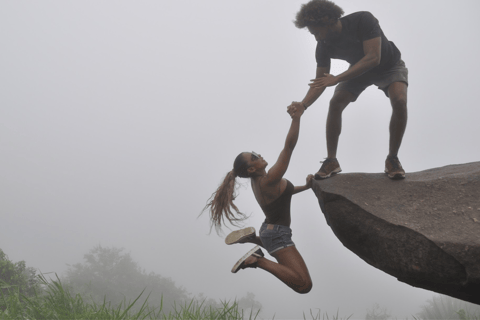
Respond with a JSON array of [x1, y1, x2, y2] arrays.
[[335, 59, 408, 101], [259, 223, 295, 255]]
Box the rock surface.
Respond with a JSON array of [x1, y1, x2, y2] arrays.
[[312, 162, 480, 304]]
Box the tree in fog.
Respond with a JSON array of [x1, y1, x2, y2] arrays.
[[0, 248, 39, 296], [0, 248, 40, 310], [236, 292, 262, 317], [365, 303, 391, 320], [63, 245, 189, 313]]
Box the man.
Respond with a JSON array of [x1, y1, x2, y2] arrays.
[[291, 0, 408, 180]]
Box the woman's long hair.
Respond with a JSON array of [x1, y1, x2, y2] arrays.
[[202, 153, 250, 233]]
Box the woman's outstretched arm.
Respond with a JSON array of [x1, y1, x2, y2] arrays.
[[264, 104, 305, 185]]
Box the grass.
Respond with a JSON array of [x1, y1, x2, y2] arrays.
[[11, 274, 475, 320], [0, 274, 261, 320], [303, 308, 352, 320]]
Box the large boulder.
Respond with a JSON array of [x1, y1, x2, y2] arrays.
[[312, 161, 480, 304]]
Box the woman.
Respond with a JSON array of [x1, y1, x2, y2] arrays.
[[203, 104, 313, 294]]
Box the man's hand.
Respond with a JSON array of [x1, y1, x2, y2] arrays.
[[287, 102, 305, 119], [308, 73, 339, 89]]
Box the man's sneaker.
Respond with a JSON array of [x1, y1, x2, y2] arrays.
[[225, 227, 256, 245], [385, 156, 405, 179], [315, 158, 342, 180]]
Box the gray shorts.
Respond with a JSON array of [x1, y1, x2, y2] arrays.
[[259, 223, 295, 255], [335, 59, 408, 102]]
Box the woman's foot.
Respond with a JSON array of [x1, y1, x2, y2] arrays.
[[231, 246, 264, 273], [225, 227, 256, 245]]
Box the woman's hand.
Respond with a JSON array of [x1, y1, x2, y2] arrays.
[[306, 174, 314, 188], [292, 174, 315, 194]]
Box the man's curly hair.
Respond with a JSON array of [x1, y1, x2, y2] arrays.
[[294, 0, 344, 29]]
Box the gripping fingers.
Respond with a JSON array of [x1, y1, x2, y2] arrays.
[[306, 174, 314, 187], [287, 104, 297, 117]]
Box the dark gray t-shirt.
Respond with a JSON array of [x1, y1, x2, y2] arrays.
[[316, 11, 401, 74]]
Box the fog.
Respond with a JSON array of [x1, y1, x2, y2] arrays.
[[1, 1, 479, 319]]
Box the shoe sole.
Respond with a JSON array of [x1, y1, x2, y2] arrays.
[[225, 227, 256, 245], [314, 168, 342, 180], [386, 172, 405, 180], [231, 245, 261, 273], [385, 168, 405, 180]]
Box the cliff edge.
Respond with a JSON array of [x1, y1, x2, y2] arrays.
[[312, 161, 480, 304]]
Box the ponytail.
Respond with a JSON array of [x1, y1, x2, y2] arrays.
[[202, 169, 248, 233]]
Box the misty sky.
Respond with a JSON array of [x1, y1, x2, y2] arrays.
[[1, 1, 480, 319]]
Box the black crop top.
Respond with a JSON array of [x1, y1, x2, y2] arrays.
[[261, 180, 294, 227]]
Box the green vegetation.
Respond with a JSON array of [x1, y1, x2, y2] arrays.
[[1, 274, 260, 319], [0, 246, 263, 319], [61, 245, 262, 315], [365, 303, 390, 320], [63, 245, 190, 315], [303, 309, 352, 320], [0, 275, 356, 320], [0, 249, 40, 312], [3, 247, 480, 320], [415, 294, 480, 320]]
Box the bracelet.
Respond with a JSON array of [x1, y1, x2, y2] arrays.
[[302, 102, 308, 110]]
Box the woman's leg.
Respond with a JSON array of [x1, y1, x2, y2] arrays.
[[243, 246, 312, 294]]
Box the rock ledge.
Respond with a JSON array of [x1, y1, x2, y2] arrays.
[[312, 162, 480, 304]]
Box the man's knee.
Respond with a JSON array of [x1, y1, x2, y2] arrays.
[[390, 96, 407, 112], [388, 82, 408, 110]]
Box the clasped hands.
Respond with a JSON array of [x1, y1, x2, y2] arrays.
[[287, 102, 305, 118], [287, 73, 339, 117]]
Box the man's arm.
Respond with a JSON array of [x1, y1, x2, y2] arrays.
[[309, 37, 382, 88], [290, 65, 330, 110]]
